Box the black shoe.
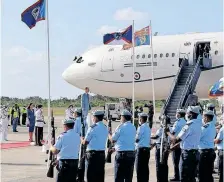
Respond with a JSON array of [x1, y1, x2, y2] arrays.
[[170, 178, 180, 181], [13, 130, 18, 132]]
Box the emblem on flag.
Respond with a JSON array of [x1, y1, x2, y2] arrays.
[[21, 0, 46, 29], [103, 25, 132, 45]]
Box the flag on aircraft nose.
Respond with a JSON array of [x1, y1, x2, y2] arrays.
[[21, 0, 46, 29], [209, 77, 224, 97], [134, 26, 150, 46], [103, 25, 132, 45]]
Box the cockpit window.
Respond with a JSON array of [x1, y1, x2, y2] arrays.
[[73, 56, 84, 63], [109, 48, 114, 52]]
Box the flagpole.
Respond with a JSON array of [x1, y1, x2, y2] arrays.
[[150, 20, 156, 128], [132, 20, 135, 124], [46, 0, 51, 169]]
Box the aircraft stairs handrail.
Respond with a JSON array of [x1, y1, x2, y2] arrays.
[[160, 58, 188, 116], [178, 60, 201, 109]]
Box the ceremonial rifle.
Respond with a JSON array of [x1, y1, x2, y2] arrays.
[[77, 113, 86, 182], [106, 110, 113, 163], [158, 115, 170, 181], [46, 109, 57, 178]]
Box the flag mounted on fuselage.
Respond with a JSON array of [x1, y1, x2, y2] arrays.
[[134, 26, 150, 46], [103, 25, 132, 45], [21, 0, 46, 29]]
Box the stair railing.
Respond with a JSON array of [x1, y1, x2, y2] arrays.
[[160, 58, 188, 116], [178, 60, 201, 109]]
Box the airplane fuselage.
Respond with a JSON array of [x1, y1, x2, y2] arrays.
[[62, 32, 223, 100]]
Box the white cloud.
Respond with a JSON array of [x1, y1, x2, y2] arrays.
[[114, 7, 149, 21], [5, 46, 46, 63], [97, 25, 118, 35]]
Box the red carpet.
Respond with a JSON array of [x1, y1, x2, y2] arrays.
[[0, 141, 30, 149]]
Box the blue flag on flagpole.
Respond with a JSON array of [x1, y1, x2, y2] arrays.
[[21, 0, 46, 29], [103, 25, 132, 45]]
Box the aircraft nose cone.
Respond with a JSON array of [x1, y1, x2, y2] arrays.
[[62, 68, 71, 83]]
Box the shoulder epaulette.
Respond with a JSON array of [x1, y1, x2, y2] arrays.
[[186, 121, 193, 126], [203, 124, 209, 128], [57, 132, 66, 139], [91, 124, 97, 128]]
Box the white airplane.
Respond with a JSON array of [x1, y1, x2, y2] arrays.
[[62, 32, 223, 100]]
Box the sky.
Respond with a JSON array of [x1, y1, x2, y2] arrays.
[[1, 0, 223, 99]]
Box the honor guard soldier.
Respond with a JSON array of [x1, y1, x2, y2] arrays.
[[82, 110, 108, 182], [167, 106, 202, 182], [108, 110, 136, 182], [206, 103, 217, 125], [151, 117, 171, 182], [73, 108, 83, 135], [135, 113, 151, 182], [51, 119, 80, 182], [214, 124, 223, 182], [198, 110, 216, 182], [170, 109, 186, 181]]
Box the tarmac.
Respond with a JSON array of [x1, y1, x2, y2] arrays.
[[1, 115, 220, 182]]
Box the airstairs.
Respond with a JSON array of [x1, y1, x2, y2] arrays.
[[160, 58, 203, 124]]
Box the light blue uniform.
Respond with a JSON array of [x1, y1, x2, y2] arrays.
[[81, 93, 91, 118], [85, 121, 108, 151], [199, 122, 216, 149], [216, 126, 223, 150], [112, 121, 136, 151], [155, 127, 163, 146], [178, 119, 202, 150], [197, 114, 203, 126], [54, 129, 80, 160], [211, 115, 217, 126], [172, 118, 186, 136], [135, 123, 151, 149], [74, 116, 88, 135]]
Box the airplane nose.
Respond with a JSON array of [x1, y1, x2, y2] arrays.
[[62, 69, 69, 82]]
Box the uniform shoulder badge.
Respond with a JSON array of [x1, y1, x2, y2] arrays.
[[203, 124, 209, 128], [91, 124, 97, 128], [57, 132, 66, 139], [186, 121, 193, 126]]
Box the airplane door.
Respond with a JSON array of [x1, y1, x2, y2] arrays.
[[101, 55, 114, 72], [179, 42, 195, 65]]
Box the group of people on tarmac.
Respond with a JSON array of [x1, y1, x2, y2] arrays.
[[49, 101, 223, 182], [1, 103, 45, 146], [153, 103, 223, 182]]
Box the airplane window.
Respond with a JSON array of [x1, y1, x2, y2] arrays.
[[215, 50, 218, 55], [142, 54, 145, 59], [131, 55, 133, 59], [154, 54, 157, 58], [148, 54, 151, 58], [153, 62, 157, 66], [137, 55, 140, 59], [160, 53, 163, 58], [166, 53, 169, 57], [172, 53, 175, 57], [108, 48, 114, 52]]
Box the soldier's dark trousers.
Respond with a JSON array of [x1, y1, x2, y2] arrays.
[[115, 151, 135, 182], [172, 147, 181, 180], [135, 147, 150, 182], [86, 150, 105, 182], [22, 113, 27, 125], [57, 159, 78, 182], [155, 147, 169, 182], [35, 126, 43, 146], [180, 149, 198, 182], [198, 149, 216, 182], [218, 150, 223, 182]]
